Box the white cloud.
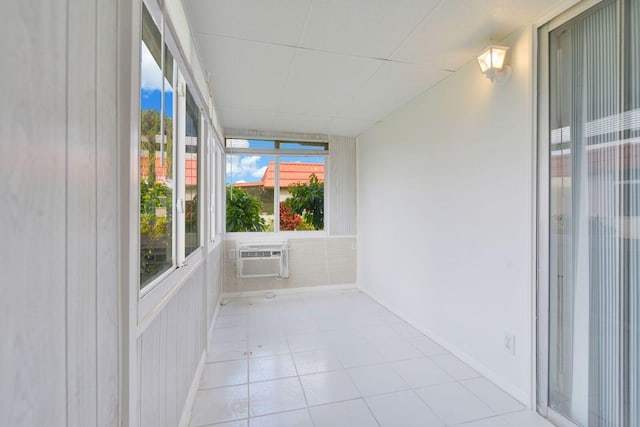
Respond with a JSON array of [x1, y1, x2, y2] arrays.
[[140, 42, 173, 92], [252, 166, 267, 178], [226, 155, 266, 182]]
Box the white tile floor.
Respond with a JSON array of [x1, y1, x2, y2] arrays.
[[190, 289, 554, 427]]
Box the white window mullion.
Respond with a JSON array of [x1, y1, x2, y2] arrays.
[[209, 123, 216, 242], [274, 155, 280, 232], [176, 75, 186, 265], [216, 145, 223, 235]]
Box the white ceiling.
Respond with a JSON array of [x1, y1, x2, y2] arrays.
[[187, 0, 557, 137]]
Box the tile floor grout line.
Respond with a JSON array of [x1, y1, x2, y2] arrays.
[[201, 289, 546, 427], [283, 302, 315, 425]]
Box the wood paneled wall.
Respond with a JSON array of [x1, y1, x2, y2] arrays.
[[1, 0, 119, 425], [207, 244, 224, 325], [138, 267, 205, 427], [329, 136, 357, 236]]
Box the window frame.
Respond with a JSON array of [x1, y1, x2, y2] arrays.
[[137, 0, 211, 305], [215, 143, 224, 240], [138, 1, 177, 295], [178, 82, 203, 261], [224, 139, 329, 235], [208, 127, 224, 244]]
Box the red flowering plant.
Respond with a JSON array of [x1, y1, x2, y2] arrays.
[[279, 201, 302, 230]]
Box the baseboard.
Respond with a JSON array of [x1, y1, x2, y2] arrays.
[[222, 283, 357, 298], [208, 292, 224, 338], [358, 285, 531, 407], [178, 350, 206, 427], [176, 294, 227, 427]]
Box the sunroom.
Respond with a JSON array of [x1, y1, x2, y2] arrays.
[[3, 0, 639, 426]]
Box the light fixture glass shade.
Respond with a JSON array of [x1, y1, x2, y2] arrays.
[[477, 45, 510, 80]]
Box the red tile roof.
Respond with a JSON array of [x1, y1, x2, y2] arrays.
[[263, 162, 324, 188], [232, 162, 324, 189]]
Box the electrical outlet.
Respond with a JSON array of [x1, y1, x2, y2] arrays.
[[228, 249, 236, 260], [504, 333, 516, 355]]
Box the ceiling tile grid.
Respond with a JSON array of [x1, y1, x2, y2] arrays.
[[199, 35, 296, 111], [297, 0, 440, 59], [187, 0, 559, 136], [188, 0, 312, 45], [277, 48, 382, 116]]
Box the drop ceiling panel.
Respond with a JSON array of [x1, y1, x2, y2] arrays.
[[391, 1, 500, 70], [269, 112, 332, 134], [218, 107, 276, 130], [299, 0, 440, 59], [187, 0, 560, 137], [392, 0, 558, 70], [188, 0, 311, 46], [199, 35, 295, 110], [328, 117, 378, 136], [339, 62, 452, 121], [278, 49, 381, 116]]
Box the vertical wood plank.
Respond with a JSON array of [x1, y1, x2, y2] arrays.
[[117, 0, 138, 425], [166, 291, 178, 426], [329, 136, 357, 235], [138, 270, 208, 427], [95, 0, 120, 425], [0, 1, 68, 425], [209, 245, 223, 326], [66, 0, 98, 424]]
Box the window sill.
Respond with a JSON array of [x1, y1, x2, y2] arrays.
[[224, 230, 328, 241], [208, 238, 223, 254]]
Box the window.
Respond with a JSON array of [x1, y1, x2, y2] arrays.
[[139, 2, 205, 291], [215, 144, 224, 236], [208, 128, 216, 242], [139, 4, 175, 287], [184, 88, 199, 256], [225, 140, 328, 233]]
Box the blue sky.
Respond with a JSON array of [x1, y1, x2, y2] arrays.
[[140, 41, 173, 117], [141, 89, 173, 117]]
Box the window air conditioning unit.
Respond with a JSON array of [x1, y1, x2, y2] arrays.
[[237, 242, 289, 279]]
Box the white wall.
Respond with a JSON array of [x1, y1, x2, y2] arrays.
[[357, 26, 535, 404]]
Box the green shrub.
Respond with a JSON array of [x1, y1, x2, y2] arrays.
[[226, 186, 266, 232], [285, 174, 324, 230]]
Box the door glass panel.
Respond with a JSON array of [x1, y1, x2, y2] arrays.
[[628, 0, 640, 425], [549, 2, 622, 426]]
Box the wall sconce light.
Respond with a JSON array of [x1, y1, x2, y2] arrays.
[[477, 45, 510, 82]]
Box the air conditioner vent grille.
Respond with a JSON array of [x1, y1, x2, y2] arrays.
[[240, 250, 272, 258], [237, 242, 289, 279]]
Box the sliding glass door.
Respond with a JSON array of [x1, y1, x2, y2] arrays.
[[540, 0, 639, 426]]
